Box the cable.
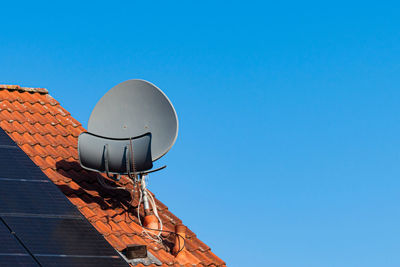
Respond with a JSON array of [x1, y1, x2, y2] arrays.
[[96, 174, 184, 253], [137, 184, 163, 243], [147, 188, 163, 234], [97, 175, 127, 190], [141, 226, 186, 254], [96, 140, 169, 246]]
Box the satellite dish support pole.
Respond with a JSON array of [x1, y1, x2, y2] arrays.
[[140, 173, 160, 234], [140, 174, 151, 215]]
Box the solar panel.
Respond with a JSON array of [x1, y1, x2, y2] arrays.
[[0, 147, 47, 181], [0, 179, 81, 217], [0, 129, 17, 147], [0, 219, 27, 254], [0, 220, 38, 266], [36, 256, 128, 267], [0, 128, 129, 266], [2, 217, 121, 257], [0, 255, 38, 266]]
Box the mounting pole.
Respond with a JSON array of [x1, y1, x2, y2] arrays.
[[140, 174, 151, 215], [140, 173, 159, 232]]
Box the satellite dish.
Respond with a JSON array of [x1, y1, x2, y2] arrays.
[[88, 79, 178, 161], [78, 79, 178, 176]]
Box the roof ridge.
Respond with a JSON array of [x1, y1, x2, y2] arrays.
[[0, 84, 48, 94]]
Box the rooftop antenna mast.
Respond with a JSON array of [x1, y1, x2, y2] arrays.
[[78, 79, 179, 240]]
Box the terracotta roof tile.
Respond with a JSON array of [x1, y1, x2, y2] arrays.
[[151, 248, 175, 265], [135, 264, 167, 267], [127, 220, 145, 233], [94, 220, 114, 235], [0, 84, 225, 266], [106, 234, 127, 251], [67, 194, 88, 207], [201, 251, 225, 266], [0, 110, 10, 121]]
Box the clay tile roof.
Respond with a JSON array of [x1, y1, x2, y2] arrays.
[[0, 84, 225, 267]]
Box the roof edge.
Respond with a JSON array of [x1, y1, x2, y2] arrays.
[[0, 84, 48, 94]]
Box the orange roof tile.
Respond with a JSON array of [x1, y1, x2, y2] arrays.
[[0, 85, 225, 267]]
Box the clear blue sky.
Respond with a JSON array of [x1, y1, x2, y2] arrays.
[[1, 1, 400, 266]]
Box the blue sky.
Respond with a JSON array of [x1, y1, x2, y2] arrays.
[[1, 1, 400, 266]]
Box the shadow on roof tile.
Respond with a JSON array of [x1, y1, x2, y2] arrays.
[[55, 159, 137, 216]]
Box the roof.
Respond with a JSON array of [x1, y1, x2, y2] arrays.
[[0, 84, 225, 267]]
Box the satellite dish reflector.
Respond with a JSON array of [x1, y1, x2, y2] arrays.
[[87, 79, 178, 161], [78, 79, 178, 176]]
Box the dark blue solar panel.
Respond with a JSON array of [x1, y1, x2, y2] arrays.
[[0, 255, 38, 266], [0, 130, 17, 147], [0, 147, 47, 180], [2, 217, 127, 259], [0, 218, 38, 266], [0, 180, 81, 217], [0, 128, 128, 266], [36, 256, 128, 267], [0, 219, 27, 254]]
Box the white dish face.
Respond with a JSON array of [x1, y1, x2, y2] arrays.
[[88, 79, 178, 161]]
